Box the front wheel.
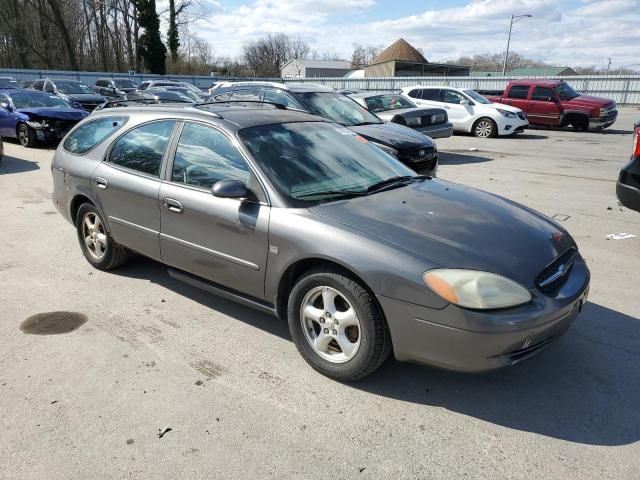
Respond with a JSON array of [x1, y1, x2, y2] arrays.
[[18, 124, 37, 147], [287, 268, 391, 381], [473, 118, 497, 138]]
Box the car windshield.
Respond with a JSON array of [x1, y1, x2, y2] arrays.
[[10, 92, 70, 109], [148, 89, 193, 102], [297, 92, 382, 126], [364, 94, 415, 112], [164, 87, 201, 102], [114, 79, 137, 89], [55, 81, 94, 94], [0, 78, 22, 89], [239, 122, 416, 206], [556, 82, 580, 101], [463, 89, 492, 104], [180, 83, 201, 94]]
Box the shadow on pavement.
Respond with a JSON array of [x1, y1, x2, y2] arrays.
[[438, 151, 493, 165], [600, 129, 634, 135], [351, 302, 640, 446], [0, 155, 40, 174], [111, 256, 640, 446]]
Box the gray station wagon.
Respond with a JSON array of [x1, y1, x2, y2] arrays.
[[52, 104, 590, 381]]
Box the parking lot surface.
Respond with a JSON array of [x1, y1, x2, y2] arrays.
[[1, 108, 639, 480]]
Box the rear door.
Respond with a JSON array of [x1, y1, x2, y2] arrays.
[[410, 88, 442, 108], [528, 86, 561, 125], [159, 121, 270, 299], [91, 119, 178, 260], [503, 84, 530, 110]]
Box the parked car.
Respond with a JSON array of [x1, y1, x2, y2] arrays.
[[93, 78, 139, 98], [210, 82, 438, 174], [402, 86, 528, 138], [52, 104, 590, 381], [138, 79, 182, 91], [0, 136, 3, 162], [0, 77, 23, 89], [123, 89, 196, 104], [176, 82, 205, 96], [154, 86, 203, 102], [486, 80, 617, 131], [0, 89, 88, 147], [31, 79, 106, 111], [616, 120, 640, 213], [349, 92, 453, 139], [337, 88, 365, 95], [21, 80, 37, 89]]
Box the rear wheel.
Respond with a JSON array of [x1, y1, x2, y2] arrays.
[[76, 203, 129, 270], [18, 124, 37, 147], [473, 118, 497, 138], [287, 267, 391, 381]]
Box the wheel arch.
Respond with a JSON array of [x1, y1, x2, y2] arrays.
[[70, 194, 96, 224]]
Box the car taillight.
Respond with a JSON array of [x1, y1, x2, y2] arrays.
[[633, 127, 640, 157]]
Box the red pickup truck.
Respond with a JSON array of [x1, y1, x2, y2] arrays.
[[486, 80, 617, 131]]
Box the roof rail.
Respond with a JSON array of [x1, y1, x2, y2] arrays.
[[94, 98, 208, 112], [197, 99, 288, 110]]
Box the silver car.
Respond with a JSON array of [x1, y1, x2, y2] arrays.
[[349, 92, 454, 139], [52, 104, 589, 381]]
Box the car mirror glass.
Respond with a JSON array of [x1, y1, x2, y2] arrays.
[[211, 179, 252, 200]]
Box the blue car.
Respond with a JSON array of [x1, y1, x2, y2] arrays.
[[0, 89, 89, 147]]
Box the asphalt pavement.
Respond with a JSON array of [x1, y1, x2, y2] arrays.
[[1, 108, 639, 479]]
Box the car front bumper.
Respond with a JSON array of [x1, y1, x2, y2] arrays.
[[496, 116, 529, 136], [379, 258, 590, 372], [589, 110, 617, 130], [414, 122, 454, 139]]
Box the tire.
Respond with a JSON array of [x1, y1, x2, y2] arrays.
[[570, 117, 589, 132], [76, 203, 129, 270], [287, 267, 391, 381], [17, 123, 37, 148], [473, 117, 497, 138]]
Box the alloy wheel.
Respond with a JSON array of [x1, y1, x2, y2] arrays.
[[475, 120, 493, 138], [82, 212, 107, 260], [300, 286, 362, 363], [18, 125, 29, 146]]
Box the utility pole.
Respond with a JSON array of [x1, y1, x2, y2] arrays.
[[606, 57, 612, 75], [502, 14, 533, 76]]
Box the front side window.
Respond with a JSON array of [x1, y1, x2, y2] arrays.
[[64, 116, 128, 154], [109, 120, 176, 176], [239, 122, 413, 206], [507, 85, 530, 99], [263, 89, 301, 109], [32, 81, 44, 90], [298, 92, 382, 126], [531, 87, 555, 102], [172, 123, 250, 188], [442, 90, 466, 104], [364, 94, 415, 112]]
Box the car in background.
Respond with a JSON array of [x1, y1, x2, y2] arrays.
[[31, 79, 106, 111], [93, 78, 139, 98], [337, 88, 365, 95], [176, 82, 204, 96], [0, 136, 4, 161], [52, 104, 589, 381], [0, 77, 23, 89], [0, 89, 88, 147], [125, 88, 196, 104], [402, 86, 528, 138], [617, 120, 640, 213], [210, 82, 438, 175], [349, 92, 453, 139], [486, 80, 617, 131], [21, 80, 37, 89], [155, 86, 203, 102]]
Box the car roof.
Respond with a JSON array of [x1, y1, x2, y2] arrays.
[[219, 81, 334, 93], [92, 104, 327, 130], [509, 79, 563, 86], [350, 92, 399, 99]]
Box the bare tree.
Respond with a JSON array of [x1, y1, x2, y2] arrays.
[[242, 33, 310, 77], [350, 43, 380, 69]]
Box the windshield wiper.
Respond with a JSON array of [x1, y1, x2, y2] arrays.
[[351, 121, 382, 126], [366, 175, 427, 193], [296, 189, 368, 199]]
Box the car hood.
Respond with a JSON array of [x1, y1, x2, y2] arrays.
[[308, 179, 575, 288], [376, 107, 445, 121], [62, 93, 105, 102], [349, 122, 434, 148], [564, 94, 613, 108], [486, 102, 523, 113], [18, 107, 88, 120]]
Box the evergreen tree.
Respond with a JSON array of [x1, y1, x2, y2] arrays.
[[134, 0, 166, 74]]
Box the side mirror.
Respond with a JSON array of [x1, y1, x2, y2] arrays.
[[460, 99, 471, 106], [212, 179, 252, 200], [0, 102, 10, 110]]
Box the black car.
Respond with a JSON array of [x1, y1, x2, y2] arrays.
[[617, 120, 640, 213], [32, 79, 106, 111], [209, 82, 438, 175], [0, 77, 23, 89], [93, 78, 139, 98]]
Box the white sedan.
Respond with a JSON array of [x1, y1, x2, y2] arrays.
[[401, 86, 529, 138]]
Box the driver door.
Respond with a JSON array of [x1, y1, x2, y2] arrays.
[[159, 121, 270, 300], [528, 86, 561, 126], [441, 89, 472, 125]]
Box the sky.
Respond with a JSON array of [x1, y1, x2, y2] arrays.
[[185, 0, 640, 69]]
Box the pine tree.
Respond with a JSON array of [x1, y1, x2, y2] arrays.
[[134, 0, 167, 74]]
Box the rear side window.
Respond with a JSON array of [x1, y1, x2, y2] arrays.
[[507, 85, 530, 99], [407, 89, 422, 99], [63, 116, 128, 154], [421, 89, 441, 101], [108, 120, 176, 176]]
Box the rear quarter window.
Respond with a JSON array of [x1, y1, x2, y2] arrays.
[[507, 85, 530, 99], [63, 116, 128, 155]]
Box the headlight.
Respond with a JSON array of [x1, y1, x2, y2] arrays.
[[496, 108, 516, 118], [371, 141, 398, 157], [423, 269, 532, 309]]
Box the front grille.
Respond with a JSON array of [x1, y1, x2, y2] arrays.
[[398, 146, 436, 164], [535, 247, 577, 294]]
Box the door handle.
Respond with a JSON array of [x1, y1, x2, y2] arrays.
[[95, 177, 108, 189], [164, 197, 183, 213]]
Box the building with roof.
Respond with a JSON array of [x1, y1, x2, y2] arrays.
[[365, 38, 469, 77], [508, 66, 578, 76], [281, 59, 352, 78]]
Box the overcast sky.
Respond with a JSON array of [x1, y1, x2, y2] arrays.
[[182, 0, 640, 70]]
